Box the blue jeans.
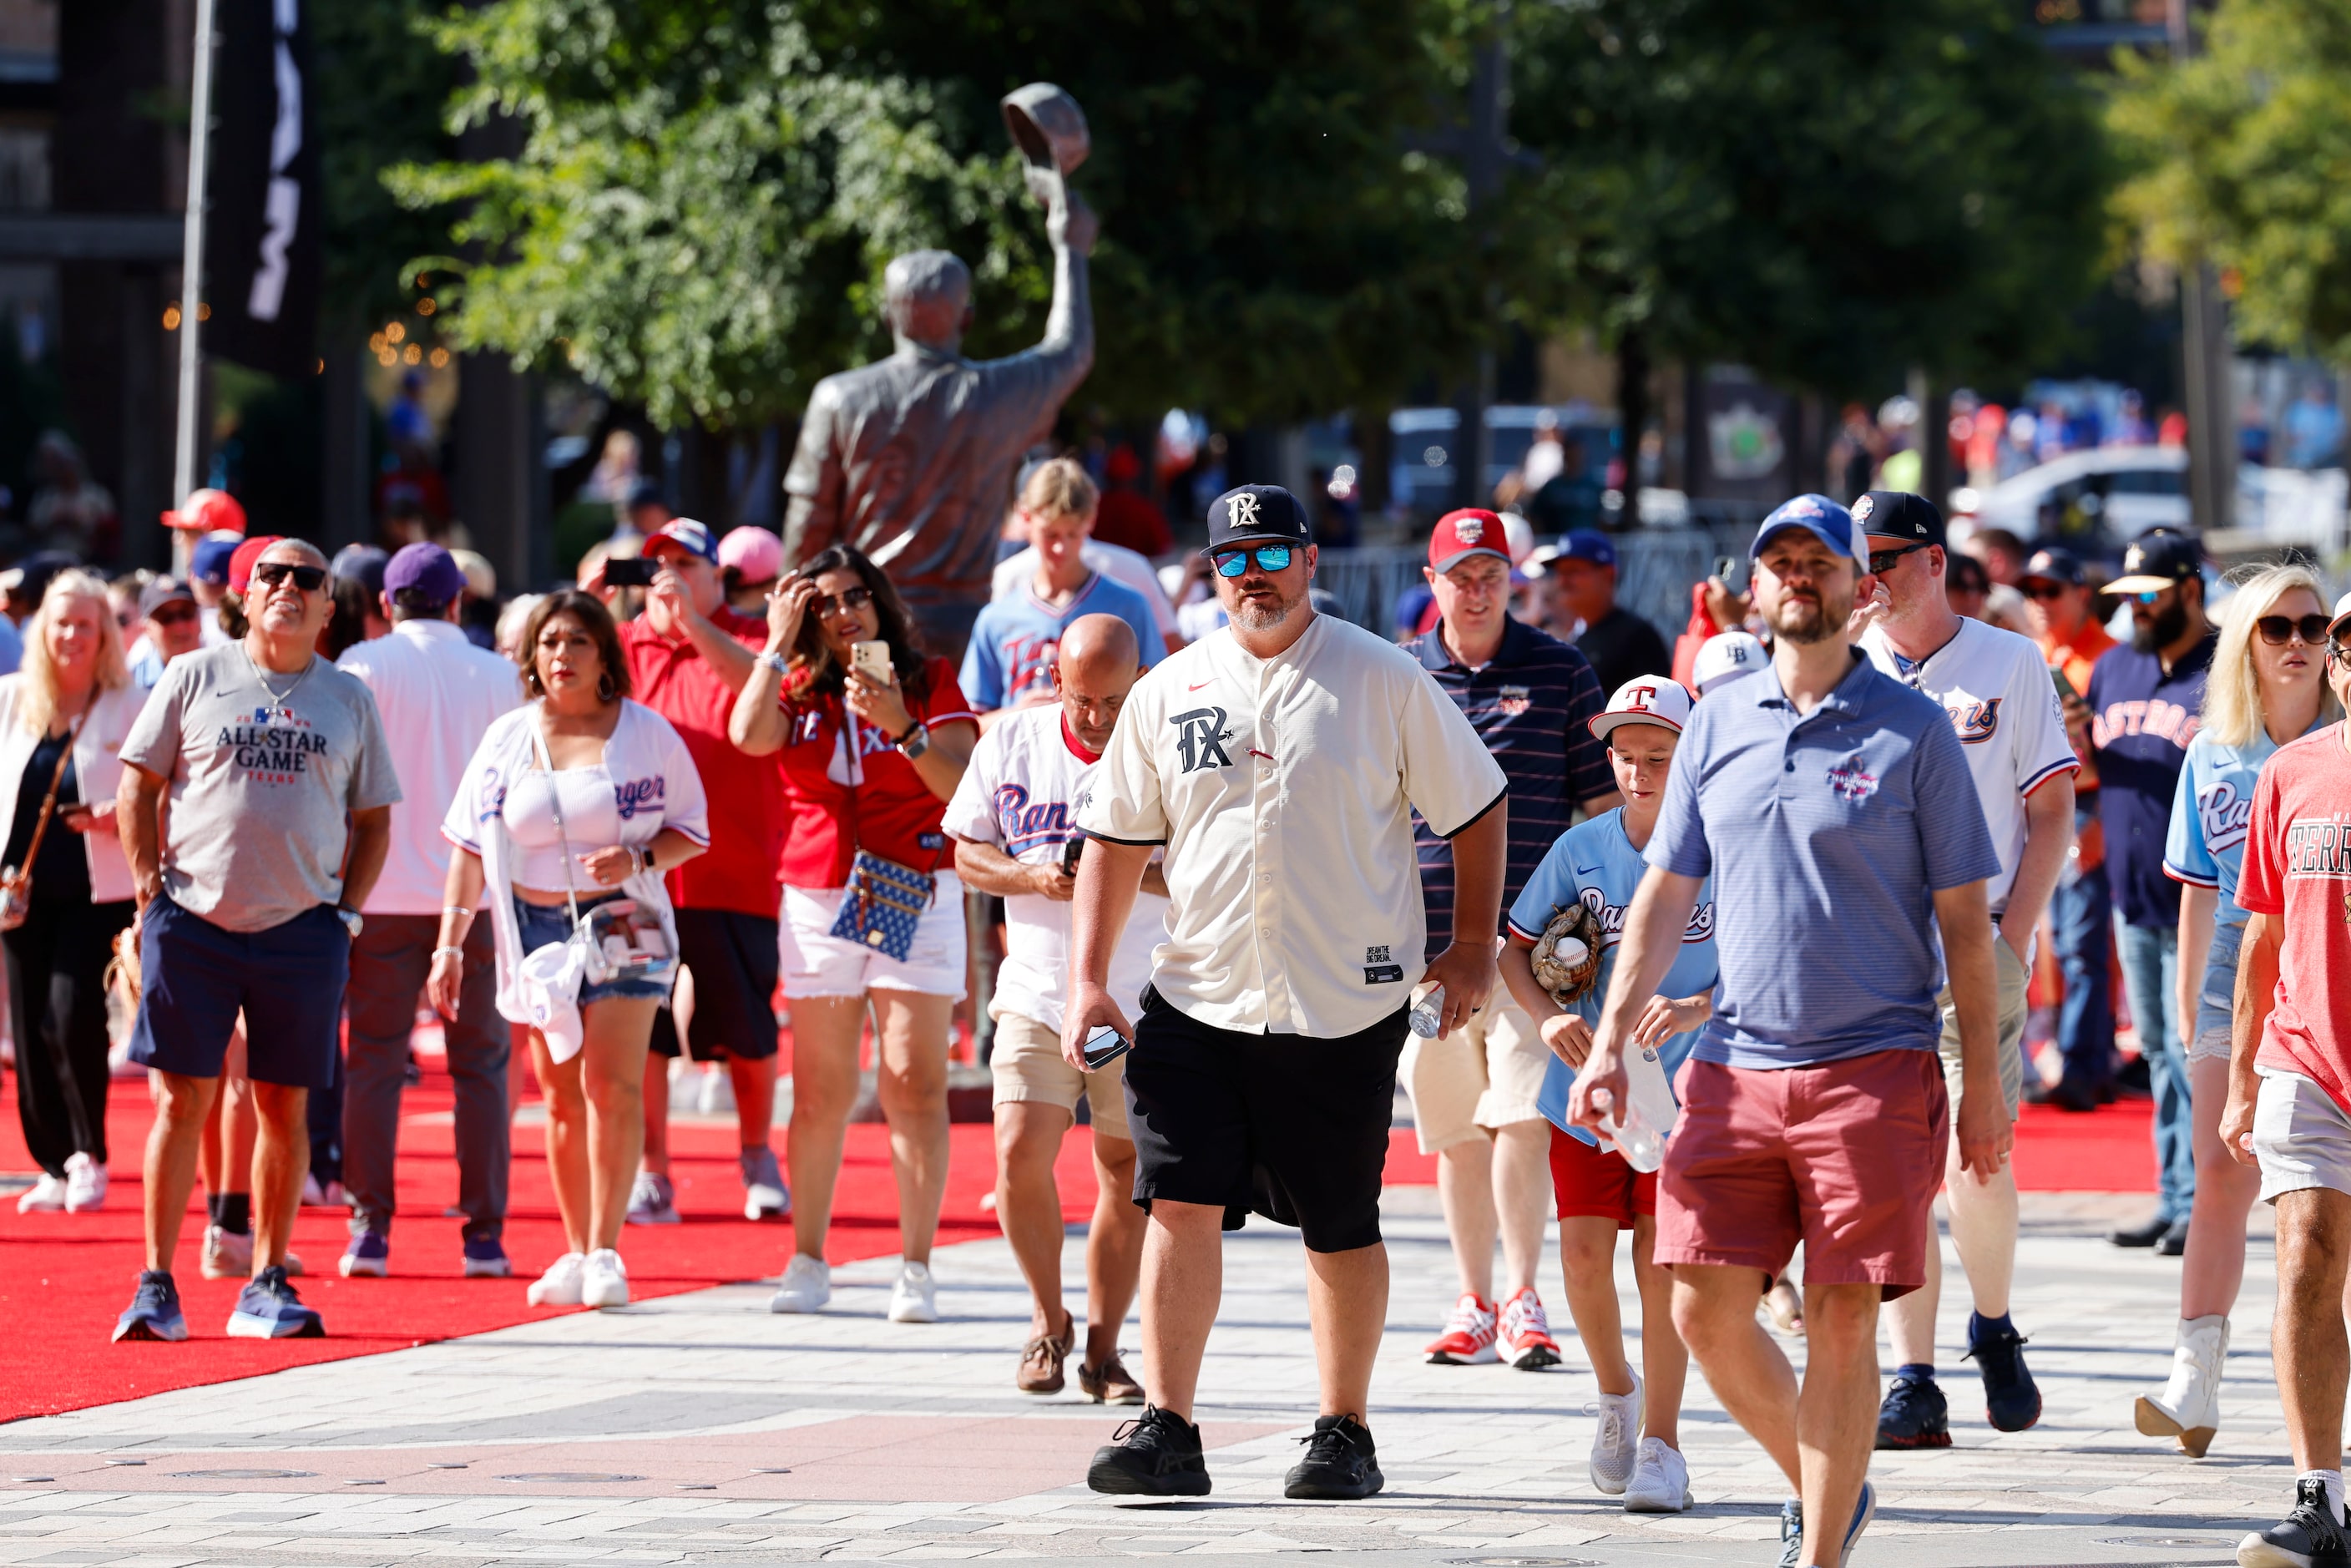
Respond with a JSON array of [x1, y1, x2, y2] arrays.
[[2050, 836, 2116, 1091], [2118, 918, 2192, 1222]]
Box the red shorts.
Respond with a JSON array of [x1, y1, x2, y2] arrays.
[[1549, 1124, 1656, 1228], [1655, 1050, 1948, 1301]]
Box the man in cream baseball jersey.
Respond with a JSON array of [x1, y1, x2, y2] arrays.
[[1065, 484, 1509, 1500]]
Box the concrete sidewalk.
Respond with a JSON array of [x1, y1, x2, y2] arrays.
[[0, 1190, 2296, 1565]]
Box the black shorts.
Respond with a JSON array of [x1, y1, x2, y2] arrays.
[[650, 908, 781, 1060], [1123, 985, 1406, 1254], [129, 894, 347, 1090]]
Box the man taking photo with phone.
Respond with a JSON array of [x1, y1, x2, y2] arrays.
[[946, 614, 1165, 1404]]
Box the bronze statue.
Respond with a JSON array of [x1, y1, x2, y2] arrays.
[[781, 84, 1098, 655]]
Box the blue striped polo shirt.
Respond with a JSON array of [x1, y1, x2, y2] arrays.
[[1404, 616, 1612, 957], [1646, 650, 2000, 1068]]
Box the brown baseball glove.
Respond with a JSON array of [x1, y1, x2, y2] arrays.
[[1529, 901, 1604, 1006]]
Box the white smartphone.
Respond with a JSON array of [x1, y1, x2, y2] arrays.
[[850, 640, 892, 685]]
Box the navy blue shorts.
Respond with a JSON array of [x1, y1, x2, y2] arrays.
[[513, 893, 672, 1005], [129, 895, 349, 1089]]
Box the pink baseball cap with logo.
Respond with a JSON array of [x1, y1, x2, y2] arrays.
[[1588, 675, 1694, 741], [1429, 508, 1513, 574]]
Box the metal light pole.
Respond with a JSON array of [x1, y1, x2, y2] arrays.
[[171, 0, 220, 569]]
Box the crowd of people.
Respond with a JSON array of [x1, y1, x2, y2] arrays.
[[3, 451, 2348, 1568]]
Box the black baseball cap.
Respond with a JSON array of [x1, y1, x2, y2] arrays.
[[138, 575, 196, 615], [1202, 484, 1312, 555], [2020, 546, 2088, 589], [2108, 529, 2202, 594], [1853, 490, 1944, 549]]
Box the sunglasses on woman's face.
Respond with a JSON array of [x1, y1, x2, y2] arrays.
[[252, 561, 327, 593], [1212, 544, 1295, 578], [811, 584, 874, 619], [2257, 614, 2331, 647]]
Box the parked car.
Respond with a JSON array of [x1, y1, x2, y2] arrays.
[[1965, 445, 2346, 558]]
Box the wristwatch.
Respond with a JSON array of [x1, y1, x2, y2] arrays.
[[895, 720, 930, 760], [336, 905, 364, 940]]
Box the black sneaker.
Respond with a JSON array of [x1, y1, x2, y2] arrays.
[[2156, 1218, 2191, 1257], [1873, 1372, 1951, 1449], [1284, 1414, 1383, 1500], [1087, 1405, 1211, 1496], [2237, 1476, 2348, 1568], [2110, 1212, 2172, 1248], [1965, 1315, 2042, 1433]]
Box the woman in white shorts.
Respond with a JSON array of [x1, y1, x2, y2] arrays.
[[731, 545, 977, 1323], [2137, 562, 2340, 1454]]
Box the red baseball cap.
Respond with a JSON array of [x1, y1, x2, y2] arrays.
[[227, 535, 286, 594], [1429, 508, 1511, 574], [161, 488, 246, 535]]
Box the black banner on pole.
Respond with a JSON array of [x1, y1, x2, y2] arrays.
[[205, 0, 320, 379]]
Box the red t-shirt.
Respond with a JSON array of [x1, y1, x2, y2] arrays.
[[2241, 722, 2351, 1110], [618, 607, 784, 918], [774, 655, 979, 888]]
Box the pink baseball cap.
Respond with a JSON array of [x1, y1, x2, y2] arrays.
[[718, 525, 783, 583]]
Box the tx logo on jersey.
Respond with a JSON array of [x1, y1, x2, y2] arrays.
[[1948, 696, 2002, 745], [1170, 706, 1236, 773]]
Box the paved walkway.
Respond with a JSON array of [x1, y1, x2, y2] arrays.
[[0, 1191, 2300, 1566]]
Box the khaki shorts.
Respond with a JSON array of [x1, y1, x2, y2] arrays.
[[1936, 932, 2029, 1120], [990, 1008, 1130, 1143], [1400, 990, 1548, 1153]]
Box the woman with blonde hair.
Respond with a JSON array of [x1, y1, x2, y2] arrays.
[[2, 568, 147, 1213], [2136, 560, 2342, 1454]]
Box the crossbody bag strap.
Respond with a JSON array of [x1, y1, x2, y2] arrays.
[[526, 714, 585, 928], [17, 695, 94, 878]]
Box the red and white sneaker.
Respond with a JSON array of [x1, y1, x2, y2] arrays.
[[1423, 1292, 1499, 1364], [1499, 1287, 1562, 1370]]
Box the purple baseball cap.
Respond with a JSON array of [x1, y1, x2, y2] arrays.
[[384, 542, 468, 608]]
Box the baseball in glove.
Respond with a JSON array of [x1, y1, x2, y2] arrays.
[[1529, 900, 1604, 1006]]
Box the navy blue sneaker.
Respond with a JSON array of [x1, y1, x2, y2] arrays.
[[463, 1237, 512, 1279], [1874, 1372, 1951, 1449], [113, 1270, 188, 1343], [1966, 1315, 2042, 1433], [226, 1265, 324, 1338], [1776, 1480, 1876, 1568], [338, 1231, 388, 1279]]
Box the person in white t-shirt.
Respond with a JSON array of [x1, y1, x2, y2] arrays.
[[1854, 491, 2078, 1449], [946, 615, 1165, 1404]]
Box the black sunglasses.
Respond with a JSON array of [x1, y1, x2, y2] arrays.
[[252, 561, 327, 593], [2257, 614, 2332, 647], [2021, 581, 2071, 601], [811, 584, 874, 618], [1867, 542, 1933, 575]]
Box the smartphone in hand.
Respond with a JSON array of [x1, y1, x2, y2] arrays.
[[1081, 1026, 1132, 1070], [604, 557, 655, 589], [850, 640, 893, 685]]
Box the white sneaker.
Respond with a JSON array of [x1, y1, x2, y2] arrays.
[[1622, 1436, 1691, 1513], [63, 1153, 106, 1212], [527, 1252, 587, 1307], [888, 1260, 939, 1323], [581, 1248, 629, 1308], [770, 1253, 831, 1313], [14, 1173, 66, 1213], [625, 1171, 680, 1226], [740, 1147, 790, 1221], [1587, 1370, 1643, 1495], [201, 1223, 254, 1279]]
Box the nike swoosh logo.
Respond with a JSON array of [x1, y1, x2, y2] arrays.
[[1187, 680, 1214, 691], [1574, 864, 1605, 876]]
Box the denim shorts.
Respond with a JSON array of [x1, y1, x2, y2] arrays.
[[514, 893, 673, 1005]]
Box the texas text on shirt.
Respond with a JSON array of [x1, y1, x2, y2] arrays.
[[1077, 615, 1506, 1038], [2238, 722, 2351, 1110], [1862, 615, 2079, 913]]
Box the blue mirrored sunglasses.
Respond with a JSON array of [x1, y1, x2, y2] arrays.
[[1212, 544, 1295, 577]]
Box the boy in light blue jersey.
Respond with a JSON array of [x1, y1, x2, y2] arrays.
[[1502, 675, 1715, 1515]]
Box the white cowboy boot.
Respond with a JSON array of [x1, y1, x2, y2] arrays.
[[2135, 1314, 2227, 1457]]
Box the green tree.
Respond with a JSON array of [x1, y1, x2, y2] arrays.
[[2109, 0, 2351, 356], [1506, 0, 2115, 399], [389, 0, 1492, 430]]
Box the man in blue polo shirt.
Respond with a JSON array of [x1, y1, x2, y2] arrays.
[[1570, 493, 2005, 1568], [1401, 508, 1618, 1373], [2090, 528, 2215, 1253]]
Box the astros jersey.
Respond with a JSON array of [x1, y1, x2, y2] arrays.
[[1078, 614, 1508, 1038], [1863, 616, 2077, 913], [960, 571, 1165, 711], [1510, 808, 1718, 1146]]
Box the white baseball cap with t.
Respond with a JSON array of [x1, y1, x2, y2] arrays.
[[1588, 675, 1694, 741]]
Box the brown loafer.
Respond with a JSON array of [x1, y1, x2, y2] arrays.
[[1079, 1353, 1145, 1405], [1016, 1313, 1074, 1394]]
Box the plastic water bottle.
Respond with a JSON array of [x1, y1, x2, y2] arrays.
[[1595, 1043, 1678, 1173], [1408, 984, 1445, 1039]]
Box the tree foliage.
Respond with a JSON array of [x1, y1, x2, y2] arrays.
[[315, 0, 460, 331], [1506, 0, 2115, 397], [2109, 0, 2351, 356]]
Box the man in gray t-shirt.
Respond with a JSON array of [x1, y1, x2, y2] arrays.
[[112, 538, 399, 1346]]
